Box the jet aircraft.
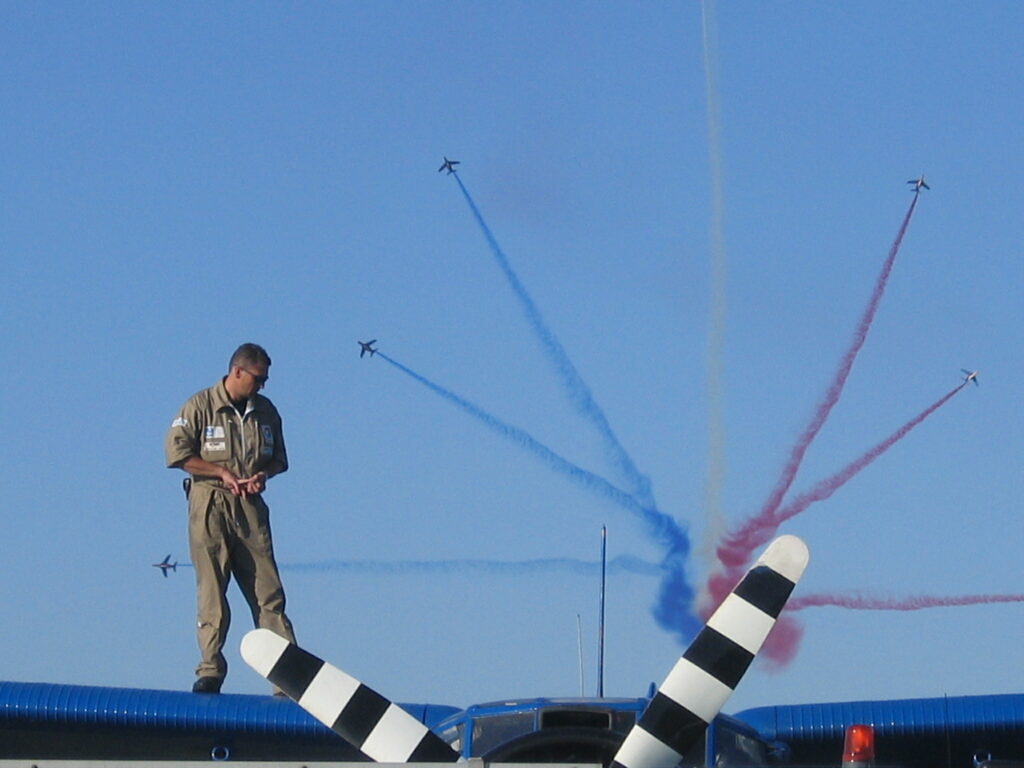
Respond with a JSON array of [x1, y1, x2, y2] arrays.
[[907, 175, 930, 192], [152, 555, 177, 577], [242, 534, 809, 768], [358, 340, 378, 358], [961, 369, 980, 386], [438, 156, 460, 174]]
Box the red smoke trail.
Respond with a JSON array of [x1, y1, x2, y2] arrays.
[[759, 614, 803, 670], [737, 382, 967, 554], [756, 586, 1020, 670], [789, 592, 1024, 611], [749, 379, 966, 666], [716, 194, 920, 576], [704, 379, 966, 640]]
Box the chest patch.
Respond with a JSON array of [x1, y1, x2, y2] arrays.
[[204, 426, 226, 439]]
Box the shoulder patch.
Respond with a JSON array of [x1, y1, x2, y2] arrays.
[[171, 417, 189, 428]]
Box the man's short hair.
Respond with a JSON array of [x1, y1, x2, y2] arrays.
[[229, 343, 271, 371]]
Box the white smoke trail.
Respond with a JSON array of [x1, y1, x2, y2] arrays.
[[698, 0, 729, 595]]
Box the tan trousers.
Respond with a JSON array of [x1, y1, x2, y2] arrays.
[[187, 484, 295, 680]]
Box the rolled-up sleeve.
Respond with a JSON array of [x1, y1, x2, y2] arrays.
[[165, 402, 199, 468]]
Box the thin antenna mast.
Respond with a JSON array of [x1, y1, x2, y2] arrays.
[[576, 614, 585, 696], [598, 525, 607, 697]]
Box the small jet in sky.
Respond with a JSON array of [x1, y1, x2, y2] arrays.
[[438, 156, 460, 174], [152, 555, 177, 578], [907, 175, 930, 192], [961, 369, 979, 386], [358, 339, 378, 358]]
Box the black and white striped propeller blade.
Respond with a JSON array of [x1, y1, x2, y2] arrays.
[[611, 534, 809, 768], [240, 629, 460, 762]]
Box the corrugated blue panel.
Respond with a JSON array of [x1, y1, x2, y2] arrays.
[[735, 693, 1024, 743], [0, 681, 460, 735], [0, 680, 323, 733]]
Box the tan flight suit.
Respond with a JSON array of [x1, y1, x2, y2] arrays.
[[165, 379, 296, 681]]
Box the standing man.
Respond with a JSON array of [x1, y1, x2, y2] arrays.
[[165, 343, 296, 694]]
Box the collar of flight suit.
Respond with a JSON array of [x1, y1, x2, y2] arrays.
[[209, 377, 268, 417]]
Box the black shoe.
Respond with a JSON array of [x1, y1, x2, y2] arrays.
[[192, 676, 223, 694]]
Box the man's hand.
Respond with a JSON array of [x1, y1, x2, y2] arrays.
[[239, 471, 267, 496], [177, 457, 248, 496], [220, 469, 246, 496]]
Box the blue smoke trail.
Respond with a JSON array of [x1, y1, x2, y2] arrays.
[[448, 176, 699, 640], [380, 352, 640, 512], [451, 174, 656, 510], [157, 558, 660, 576], [380, 351, 700, 641], [283, 555, 661, 577]]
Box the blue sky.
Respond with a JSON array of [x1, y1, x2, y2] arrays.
[[2, 1, 1022, 715]]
